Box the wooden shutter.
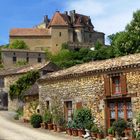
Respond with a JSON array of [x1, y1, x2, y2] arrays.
[[64, 102, 68, 121], [104, 75, 111, 96], [76, 102, 82, 110], [120, 74, 127, 95]]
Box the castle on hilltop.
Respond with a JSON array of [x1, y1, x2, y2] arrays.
[[10, 10, 105, 54]]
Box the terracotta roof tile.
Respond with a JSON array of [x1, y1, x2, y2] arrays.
[[48, 12, 69, 27], [10, 28, 51, 36], [39, 53, 140, 81]]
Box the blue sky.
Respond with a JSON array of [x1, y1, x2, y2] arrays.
[[0, 0, 140, 45]]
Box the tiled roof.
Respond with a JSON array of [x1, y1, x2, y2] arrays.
[[0, 62, 50, 76], [10, 28, 51, 36], [24, 83, 39, 96], [48, 12, 69, 27], [39, 53, 140, 82]]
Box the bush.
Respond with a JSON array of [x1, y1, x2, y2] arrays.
[[43, 110, 52, 123], [30, 114, 42, 128], [112, 119, 127, 137], [108, 127, 114, 135], [91, 125, 99, 133]]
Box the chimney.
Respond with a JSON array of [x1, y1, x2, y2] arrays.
[[70, 10, 76, 23], [43, 15, 48, 23], [64, 11, 68, 15]]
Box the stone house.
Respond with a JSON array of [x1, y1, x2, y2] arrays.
[[0, 62, 60, 111], [1, 49, 46, 68], [38, 53, 140, 132], [10, 10, 105, 54]]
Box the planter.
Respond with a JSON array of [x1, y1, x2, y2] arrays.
[[53, 124, 57, 132], [40, 122, 45, 129], [72, 129, 78, 136], [108, 134, 114, 140], [57, 125, 64, 132], [77, 129, 85, 137], [97, 133, 103, 139], [44, 122, 48, 129], [48, 123, 53, 130], [66, 128, 72, 135], [90, 132, 97, 138]]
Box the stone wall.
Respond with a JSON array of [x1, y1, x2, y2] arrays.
[[23, 95, 39, 120], [39, 75, 105, 127], [4, 74, 24, 111]]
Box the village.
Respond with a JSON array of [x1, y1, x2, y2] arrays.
[[0, 6, 140, 140]]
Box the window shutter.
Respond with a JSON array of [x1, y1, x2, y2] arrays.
[[104, 75, 111, 96], [64, 102, 68, 121], [120, 74, 127, 95], [76, 102, 82, 110]]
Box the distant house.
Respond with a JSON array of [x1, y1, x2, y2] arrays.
[[0, 62, 60, 111], [1, 49, 46, 68], [38, 53, 140, 132], [10, 10, 105, 54]]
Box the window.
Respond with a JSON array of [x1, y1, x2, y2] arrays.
[[0, 78, 4, 88], [112, 76, 121, 94], [59, 32, 61, 37], [64, 101, 72, 122], [108, 99, 132, 127], [38, 57, 42, 63], [13, 56, 17, 63], [26, 57, 29, 63], [46, 101, 50, 110]]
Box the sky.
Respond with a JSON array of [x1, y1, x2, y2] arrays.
[[0, 0, 140, 45]]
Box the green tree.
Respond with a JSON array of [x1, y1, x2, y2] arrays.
[[108, 10, 140, 55], [9, 40, 28, 49]]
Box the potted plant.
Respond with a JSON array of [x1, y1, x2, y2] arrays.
[[43, 110, 53, 130], [71, 121, 78, 136], [90, 124, 98, 138], [112, 119, 127, 139], [30, 114, 43, 128], [66, 121, 72, 135], [56, 115, 66, 132], [77, 122, 85, 137], [108, 127, 114, 140], [97, 127, 104, 139]]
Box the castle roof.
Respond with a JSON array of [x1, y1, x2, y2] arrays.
[[38, 53, 140, 83], [10, 28, 51, 36]]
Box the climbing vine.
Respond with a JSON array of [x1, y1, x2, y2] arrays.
[[9, 71, 40, 100]]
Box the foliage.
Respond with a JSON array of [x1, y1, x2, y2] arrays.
[[14, 108, 23, 120], [73, 108, 93, 129], [71, 120, 79, 129], [108, 127, 115, 135], [30, 114, 42, 128], [43, 110, 52, 123], [16, 60, 28, 67], [112, 119, 127, 137], [9, 71, 40, 100], [91, 125, 99, 133], [108, 10, 140, 55], [67, 120, 73, 129], [9, 40, 28, 49]]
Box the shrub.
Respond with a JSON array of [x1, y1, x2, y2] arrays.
[[112, 119, 127, 137], [67, 120, 73, 129], [108, 127, 114, 135], [43, 110, 52, 123], [30, 114, 42, 128], [91, 125, 99, 133]]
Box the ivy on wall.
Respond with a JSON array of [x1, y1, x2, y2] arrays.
[[9, 71, 40, 100]]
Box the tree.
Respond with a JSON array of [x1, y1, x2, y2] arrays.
[[9, 40, 28, 49], [108, 10, 140, 55]]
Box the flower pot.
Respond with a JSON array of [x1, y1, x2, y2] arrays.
[[66, 128, 72, 135], [90, 132, 97, 138], [57, 125, 64, 132], [48, 123, 53, 130], [78, 129, 85, 137], [97, 133, 103, 139], [53, 124, 57, 132], [72, 129, 78, 136], [108, 134, 113, 140], [40, 122, 45, 129], [44, 122, 48, 129]]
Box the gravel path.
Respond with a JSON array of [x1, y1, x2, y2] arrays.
[[0, 111, 82, 140]]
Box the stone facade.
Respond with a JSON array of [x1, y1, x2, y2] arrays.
[[1, 49, 46, 68], [10, 10, 105, 54], [38, 53, 140, 131]]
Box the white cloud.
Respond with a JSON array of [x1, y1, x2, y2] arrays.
[[65, 0, 140, 44]]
